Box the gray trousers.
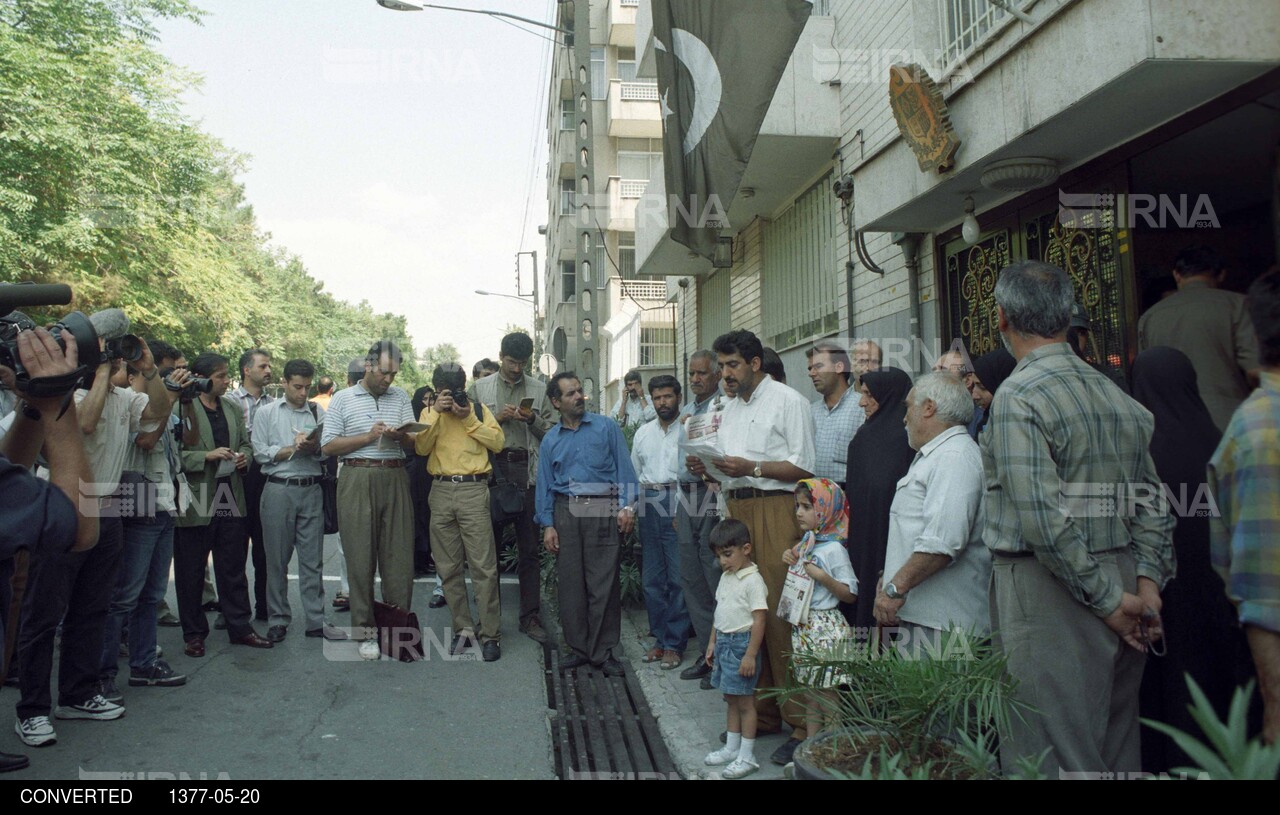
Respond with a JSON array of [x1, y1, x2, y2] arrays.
[[991, 550, 1145, 778], [260, 481, 326, 631], [675, 484, 720, 650], [554, 497, 621, 666]]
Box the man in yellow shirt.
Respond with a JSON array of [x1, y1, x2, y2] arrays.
[[415, 363, 505, 661]]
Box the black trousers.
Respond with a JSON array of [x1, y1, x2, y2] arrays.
[[174, 516, 253, 642], [408, 453, 432, 567], [16, 514, 124, 719], [244, 463, 268, 618], [492, 458, 540, 625]]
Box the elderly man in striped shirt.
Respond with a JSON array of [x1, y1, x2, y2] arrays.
[[982, 260, 1174, 778]]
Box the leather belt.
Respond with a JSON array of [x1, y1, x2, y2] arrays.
[[991, 549, 1035, 560], [496, 449, 529, 463], [679, 481, 711, 491], [433, 474, 488, 483], [343, 458, 405, 469], [641, 483, 678, 491], [556, 494, 614, 503], [725, 487, 792, 501], [267, 475, 320, 488]]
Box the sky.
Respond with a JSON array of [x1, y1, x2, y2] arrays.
[[154, 0, 558, 370]]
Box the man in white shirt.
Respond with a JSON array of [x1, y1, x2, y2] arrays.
[[688, 330, 816, 764], [630, 375, 690, 669], [874, 372, 991, 648], [616, 369, 657, 427]]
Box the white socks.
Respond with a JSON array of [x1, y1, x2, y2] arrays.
[[738, 736, 756, 764]]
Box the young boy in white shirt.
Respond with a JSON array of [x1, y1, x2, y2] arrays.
[[702, 519, 768, 779]]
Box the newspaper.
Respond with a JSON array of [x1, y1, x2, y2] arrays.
[[680, 405, 730, 483]]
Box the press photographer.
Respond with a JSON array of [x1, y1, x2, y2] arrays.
[[14, 307, 175, 748]]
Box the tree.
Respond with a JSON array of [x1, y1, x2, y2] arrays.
[[419, 343, 460, 379]]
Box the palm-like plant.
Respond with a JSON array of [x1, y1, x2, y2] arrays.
[[770, 631, 1028, 779], [1142, 678, 1280, 780]]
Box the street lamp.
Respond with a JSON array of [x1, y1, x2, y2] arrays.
[[475, 289, 532, 304], [375, 1, 572, 35]]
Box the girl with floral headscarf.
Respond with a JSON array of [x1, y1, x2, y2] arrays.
[[781, 478, 858, 740]]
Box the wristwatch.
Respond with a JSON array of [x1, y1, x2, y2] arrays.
[[752, 461, 762, 478], [884, 582, 906, 600]]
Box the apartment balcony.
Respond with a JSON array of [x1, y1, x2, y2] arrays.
[[607, 79, 662, 139], [609, 0, 639, 48], [555, 128, 576, 180], [606, 176, 649, 232], [635, 14, 839, 278]]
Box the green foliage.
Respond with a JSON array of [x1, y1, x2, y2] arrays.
[[0, 0, 422, 389], [418, 343, 461, 379], [1141, 678, 1280, 780], [771, 632, 1027, 779]]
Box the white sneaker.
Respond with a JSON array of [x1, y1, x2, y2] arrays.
[[704, 745, 737, 766], [359, 639, 381, 661], [54, 694, 125, 721], [15, 716, 57, 747], [722, 757, 759, 779]]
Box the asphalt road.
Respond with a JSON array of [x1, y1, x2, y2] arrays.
[[2, 536, 555, 781]]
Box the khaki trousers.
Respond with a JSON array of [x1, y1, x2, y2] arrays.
[[725, 493, 805, 732], [991, 550, 1145, 777], [429, 480, 502, 642], [336, 467, 414, 634]]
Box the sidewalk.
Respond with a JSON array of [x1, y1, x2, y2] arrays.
[[617, 607, 791, 781]]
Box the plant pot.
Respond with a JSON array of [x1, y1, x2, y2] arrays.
[[792, 728, 879, 780]]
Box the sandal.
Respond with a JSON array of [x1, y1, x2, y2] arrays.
[[660, 650, 683, 670], [642, 646, 664, 663]]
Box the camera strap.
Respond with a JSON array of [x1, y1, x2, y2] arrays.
[[17, 366, 88, 418]]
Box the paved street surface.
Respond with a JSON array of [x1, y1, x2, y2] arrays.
[[619, 610, 789, 781], [2, 535, 554, 781]]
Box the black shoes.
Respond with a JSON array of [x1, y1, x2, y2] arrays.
[[520, 616, 548, 644], [129, 660, 187, 688], [428, 590, 447, 609], [600, 658, 625, 678], [482, 640, 501, 662], [266, 625, 287, 643], [449, 633, 477, 656], [0, 751, 29, 773], [559, 652, 589, 670], [770, 737, 803, 766], [680, 660, 712, 680]]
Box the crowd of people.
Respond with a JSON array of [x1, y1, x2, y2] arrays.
[[0, 247, 1276, 779]]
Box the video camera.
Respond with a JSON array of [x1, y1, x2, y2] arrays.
[[0, 282, 146, 396], [159, 366, 213, 401]]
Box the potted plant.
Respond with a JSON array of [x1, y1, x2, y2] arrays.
[[769, 630, 1028, 780]]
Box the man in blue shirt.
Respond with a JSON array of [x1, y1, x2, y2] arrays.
[[537, 372, 638, 676]]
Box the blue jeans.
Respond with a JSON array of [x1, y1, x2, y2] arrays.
[[100, 513, 174, 677], [638, 488, 689, 652]]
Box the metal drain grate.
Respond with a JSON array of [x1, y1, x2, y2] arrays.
[[545, 646, 679, 780]]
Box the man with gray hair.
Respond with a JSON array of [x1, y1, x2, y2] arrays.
[[873, 372, 990, 647], [982, 260, 1174, 777]]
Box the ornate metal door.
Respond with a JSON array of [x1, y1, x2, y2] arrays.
[[941, 180, 1133, 384]]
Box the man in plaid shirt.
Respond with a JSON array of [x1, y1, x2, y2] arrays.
[[1209, 269, 1280, 745], [982, 260, 1175, 777]]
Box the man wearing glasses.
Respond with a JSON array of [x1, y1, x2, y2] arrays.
[[320, 341, 416, 661]]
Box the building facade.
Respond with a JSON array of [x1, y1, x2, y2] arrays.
[[543, 0, 677, 413], [631, 0, 1279, 402]]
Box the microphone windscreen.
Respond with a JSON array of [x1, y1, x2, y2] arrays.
[[88, 308, 131, 341]]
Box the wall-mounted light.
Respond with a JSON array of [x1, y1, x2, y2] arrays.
[[962, 197, 980, 246]]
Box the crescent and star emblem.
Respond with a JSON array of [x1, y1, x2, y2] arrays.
[[655, 29, 723, 156]]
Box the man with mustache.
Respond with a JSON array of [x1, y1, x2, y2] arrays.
[[537, 372, 638, 676], [688, 329, 816, 766]]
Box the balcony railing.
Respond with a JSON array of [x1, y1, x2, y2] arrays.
[[619, 179, 648, 198], [619, 81, 659, 102]]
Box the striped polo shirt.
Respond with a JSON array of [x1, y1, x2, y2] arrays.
[[320, 382, 414, 460]]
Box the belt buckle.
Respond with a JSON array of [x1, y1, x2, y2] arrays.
[[450, 475, 464, 483]]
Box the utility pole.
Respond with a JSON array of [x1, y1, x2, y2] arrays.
[[569, 0, 600, 407]]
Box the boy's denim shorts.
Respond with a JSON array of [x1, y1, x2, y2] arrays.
[[711, 629, 761, 697]]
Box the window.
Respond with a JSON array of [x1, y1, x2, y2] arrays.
[[762, 174, 839, 349], [939, 0, 1008, 67], [618, 234, 636, 279], [617, 47, 637, 82], [560, 179, 575, 215], [560, 260, 577, 303], [639, 323, 675, 367], [560, 98, 575, 130], [617, 151, 661, 181], [591, 47, 606, 100]]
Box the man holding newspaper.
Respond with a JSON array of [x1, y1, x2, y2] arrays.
[[685, 330, 817, 767]]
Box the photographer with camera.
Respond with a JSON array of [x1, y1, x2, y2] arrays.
[[13, 313, 174, 747], [0, 324, 99, 770], [172, 353, 273, 658], [96, 341, 195, 705]]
